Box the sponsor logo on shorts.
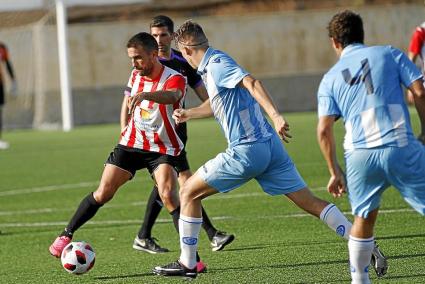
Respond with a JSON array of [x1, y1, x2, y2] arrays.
[[182, 237, 198, 246]]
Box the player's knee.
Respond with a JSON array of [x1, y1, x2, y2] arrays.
[[158, 185, 175, 204], [179, 184, 194, 203], [94, 183, 117, 204]]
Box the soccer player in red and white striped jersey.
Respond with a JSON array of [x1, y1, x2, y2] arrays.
[[120, 61, 185, 156], [49, 32, 187, 259]]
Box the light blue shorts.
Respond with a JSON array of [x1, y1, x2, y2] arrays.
[[346, 140, 425, 218], [196, 134, 306, 195]]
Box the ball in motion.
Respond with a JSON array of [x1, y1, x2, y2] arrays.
[[61, 241, 95, 274]]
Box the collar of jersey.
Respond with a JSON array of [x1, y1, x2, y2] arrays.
[[341, 43, 366, 58], [197, 47, 215, 75]]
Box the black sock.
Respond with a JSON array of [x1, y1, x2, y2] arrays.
[[170, 206, 180, 233], [201, 206, 217, 241], [137, 186, 163, 239], [60, 192, 103, 238]]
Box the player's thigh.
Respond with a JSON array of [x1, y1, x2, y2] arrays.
[[180, 172, 219, 202], [196, 143, 269, 193], [256, 135, 306, 195], [95, 164, 132, 203], [387, 141, 425, 215], [345, 149, 388, 218], [178, 169, 193, 188], [152, 163, 178, 192]]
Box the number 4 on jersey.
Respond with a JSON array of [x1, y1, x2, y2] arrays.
[[341, 58, 374, 95]]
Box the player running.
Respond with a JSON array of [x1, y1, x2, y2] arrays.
[[317, 11, 425, 284]]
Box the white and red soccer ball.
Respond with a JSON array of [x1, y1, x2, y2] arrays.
[[61, 241, 95, 275]]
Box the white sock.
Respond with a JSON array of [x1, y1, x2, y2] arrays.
[[348, 235, 374, 284], [320, 203, 352, 240], [179, 214, 202, 269]]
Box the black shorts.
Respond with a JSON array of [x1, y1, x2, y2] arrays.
[[172, 149, 190, 173], [105, 145, 175, 179]]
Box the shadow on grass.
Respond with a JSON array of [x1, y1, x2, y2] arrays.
[[94, 272, 156, 280], [377, 233, 425, 241]]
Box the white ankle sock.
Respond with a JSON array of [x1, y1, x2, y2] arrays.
[[179, 214, 202, 269], [348, 235, 374, 284], [320, 203, 352, 240]]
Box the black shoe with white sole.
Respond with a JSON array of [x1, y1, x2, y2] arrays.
[[153, 260, 197, 279], [371, 242, 388, 277], [133, 237, 169, 254], [211, 231, 235, 251]]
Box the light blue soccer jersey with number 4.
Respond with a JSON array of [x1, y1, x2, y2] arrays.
[[318, 44, 423, 151], [197, 47, 274, 147]]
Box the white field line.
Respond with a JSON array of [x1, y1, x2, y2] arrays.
[[0, 208, 415, 228], [0, 181, 100, 197], [0, 188, 328, 217]]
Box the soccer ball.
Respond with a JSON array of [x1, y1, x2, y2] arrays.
[[61, 241, 95, 275]]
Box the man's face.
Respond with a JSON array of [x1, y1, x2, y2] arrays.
[[177, 42, 197, 69], [150, 26, 172, 54], [127, 46, 156, 76]]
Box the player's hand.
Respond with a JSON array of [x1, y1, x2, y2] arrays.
[[173, 108, 189, 124], [418, 133, 425, 145], [327, 167, 346, 198], [128, 92, 145, 114], [273, 116, 292, 143]]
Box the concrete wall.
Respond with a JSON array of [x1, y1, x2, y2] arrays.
[[1, 3, 423, 129]]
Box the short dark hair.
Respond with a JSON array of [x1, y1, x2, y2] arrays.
[[150, 15, 174, 33], [126, 32, 158, 52], [174, 20, 209, 49], [327, 10, 364, 48]]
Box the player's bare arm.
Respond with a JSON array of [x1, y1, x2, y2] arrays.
[[120, 96, 130, 131], [317, 115, 346, 198], [240, 75, 291, 142], [128, 89, 183, 114], [408, 78, 425, 144], [193, 83, 209, 102], [173, 99, 213, 124]]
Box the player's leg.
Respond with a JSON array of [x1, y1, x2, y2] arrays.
[[154, 173, 218, 278], [178, 169, 235, 251], [154, 146, 258, 278], [133, 185, 169, 254], [258, 135, 387, 277], [344, 148, 389, 282], [49, 164, 131, 257], [349, 209, 379, 284], [49, 146, 135, 257]]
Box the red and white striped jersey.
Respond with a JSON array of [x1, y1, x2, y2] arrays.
[[409, 23, 425, 72], [120, 65, 186, 156]]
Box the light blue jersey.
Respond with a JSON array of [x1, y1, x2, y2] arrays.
[[198, 47, 274, 147], [195, 47, 306, 195], [318, 44, 423, 151]]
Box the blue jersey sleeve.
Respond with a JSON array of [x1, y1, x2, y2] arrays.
[[209, 54, 249, 89], [389, 46, 423, 87], [317, 75, 341, 118]]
